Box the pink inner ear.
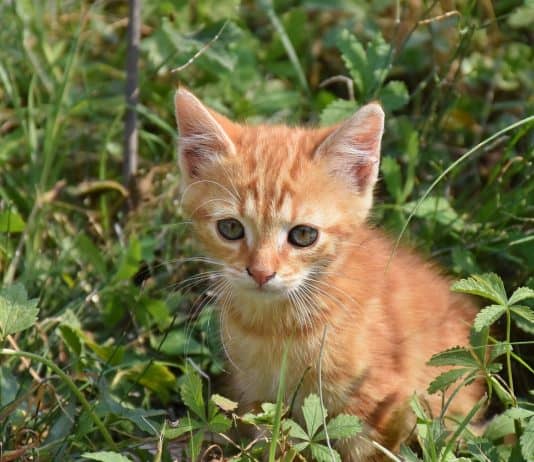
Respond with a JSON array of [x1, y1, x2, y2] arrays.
[[175, 89, 237, 177]]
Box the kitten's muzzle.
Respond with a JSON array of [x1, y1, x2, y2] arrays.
[[246, 267, 276, 287]]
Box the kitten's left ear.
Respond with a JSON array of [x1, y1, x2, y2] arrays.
[[315, 102, 384, 193]]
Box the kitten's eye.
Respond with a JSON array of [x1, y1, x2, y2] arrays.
[[288, 225, 318, 248], [217, 218, 245, 241]]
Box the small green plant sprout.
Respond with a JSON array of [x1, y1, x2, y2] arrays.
[[0, 283, 39, 342], [164, 366, 232, 460], [282, 394, 362, 462], [320, 30, 409, 125], [419, 273, 534, 462]]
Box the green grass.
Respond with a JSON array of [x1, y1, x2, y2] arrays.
[[0, 0, 533, 460]]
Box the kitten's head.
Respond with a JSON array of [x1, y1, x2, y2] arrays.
[[174, 89, 383, 305]]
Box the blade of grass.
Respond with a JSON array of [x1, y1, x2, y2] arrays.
[[259, 0, 310, 95], [269, 343, 289, 462], [0, 348, 118, 450], [387, 115, 534, 271], [39, 7, 87, 191]]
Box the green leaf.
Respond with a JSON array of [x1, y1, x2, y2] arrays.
[[180, 371, 205, 421], [509, 287, 534, 306], [206, 412, 231, 433], [81, 452, 133, 462], [403, 196, 470, 232], [473, 305, 506, 331], [0, 210, 25, 233], [283, 418, 309, 441], [338, 30, 367, 94], [466, 438, 500, 462], [380, 80, 409, 111], [163, 416, 202, 439], [400, 444, 422, 462], [302, 394, 324, 438], [410, 394, 430, 422], [318, 413, 362, 440], [427, 368, 471, 394], [310, 442, 341, 462], [427, 347, 479, 368], [520, 417, 534, 462], [511, 305, 534, 324], [319, 99, 356, 125], [211, 393, 238, 412], [452, 273, 508, 306], [381, 157, 403, 202], [0, 283, 39, 339]]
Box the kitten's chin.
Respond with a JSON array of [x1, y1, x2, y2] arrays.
[[233, 282, 290, 303]]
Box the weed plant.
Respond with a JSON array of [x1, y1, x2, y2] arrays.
[[0, 1, 532, 461]]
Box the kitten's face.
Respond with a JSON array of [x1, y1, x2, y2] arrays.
[[175, 90, 384, 304]]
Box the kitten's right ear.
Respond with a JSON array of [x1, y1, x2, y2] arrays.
[[174, 89, 238, 178]]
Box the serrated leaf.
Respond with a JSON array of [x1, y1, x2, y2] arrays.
[[0, 283, 39, 339], [310, 442, 341, 462], [403, 196, 468, 232], [520, 417, 534, 462], [427, 347, 479, 368], [180, 371, 205, 421], [509, 287, 534, 305], [505, 407, 534, 420], [380, 80, 409, 111], [283, 418, 309, 441], [317, 413, 362, 440], [302, 394, 325, 438], [473, 305, 506, 331], [81, 452, 133, 462], [211, 393, 238, 412], [427, 368, 470, 394], [337, 30, 367, 94], [511, 305, 534, 324], [319, 99, 356, 125], [207, 412, 231, 433], [452, 273, 507, 306]]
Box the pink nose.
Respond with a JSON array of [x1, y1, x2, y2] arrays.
[[246, 267, 276, 287]]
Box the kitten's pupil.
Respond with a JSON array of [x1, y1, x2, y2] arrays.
[[288, 225, 318, 247], [217, 218, 245, 240]]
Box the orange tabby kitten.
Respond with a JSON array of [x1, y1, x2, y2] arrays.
[[174, 89, 483, 460]]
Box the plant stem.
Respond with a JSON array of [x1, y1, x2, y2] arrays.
[[0, 348, 118, 450], [505, 308, 516, 405], [269, 343, 289, 462]]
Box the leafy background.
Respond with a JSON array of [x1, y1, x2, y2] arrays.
[[0, 0, 532, 460]]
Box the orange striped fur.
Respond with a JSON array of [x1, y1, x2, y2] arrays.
[[174, 89, 483, 460]]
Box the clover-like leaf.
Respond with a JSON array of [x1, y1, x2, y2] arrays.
[[452, 273, 507, 306], [520, 417, 534, 462], [427, 347, 479, 368], [509, 287, 534, 306], [302, 394, 325, 438], [0, 283, 39, 340], [473, 304, 506, 331], [180, 371, 205, 421], [427, 368, 471, 394], [380, 80, 409, 111], [510, 306, 534, 324], [317, 413, 362, 440], [310, 442, 342, 462]]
